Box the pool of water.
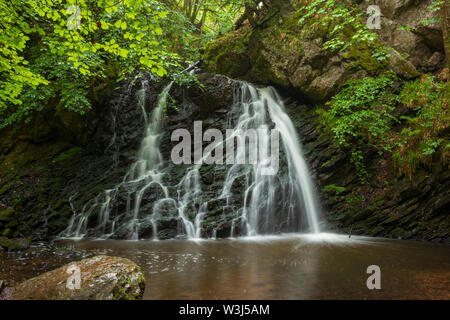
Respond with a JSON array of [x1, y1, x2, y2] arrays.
[[49, 233, 450, 299]]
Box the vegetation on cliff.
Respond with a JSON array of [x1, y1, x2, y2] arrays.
[[203, 0, 449, 182], [318, 73, 449, 182], [201, 0, 449, 241], [0, 0, 449, 243]]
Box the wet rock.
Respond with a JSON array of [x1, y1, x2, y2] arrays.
[[186, 73, 234, 117], [9, 255, 145, 300]]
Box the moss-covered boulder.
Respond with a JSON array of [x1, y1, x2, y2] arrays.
[[203, 1, 386, 103], [203, 0, 442, 102], [0, 237, 30, 251], [9, 255, 146, 300], [0, 209, 16, 237]]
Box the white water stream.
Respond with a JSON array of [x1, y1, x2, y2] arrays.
[[62, 78, 321, 239]]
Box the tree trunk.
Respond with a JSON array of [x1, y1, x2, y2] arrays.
[[234, 2, 258, 30]]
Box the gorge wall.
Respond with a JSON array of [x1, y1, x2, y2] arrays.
[[204, 0, 446, 102], [202, 0, 449, 242], [0, 0, 449, 246]]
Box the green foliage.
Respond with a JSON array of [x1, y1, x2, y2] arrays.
[[392, 75, 449, 178], [0, 45, 95, 128], [319, 73, 449, 181], [421, 0, 444, 25], [0, 1, 49, 109], [155, 0, 247, 60], [297, 0, 390, 62], [0, 0, 250, 128], [317, 72, 397, 182], [0, 0, 179, 128]]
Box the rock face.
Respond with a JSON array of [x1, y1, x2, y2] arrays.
[[283, 99, 450, 242], [0, 72, 168, 241], [0, 1, 447, 243], [0, 72, 237, 241], [198, 0, 449, 242], [9, 255, 145, 300], [365, 0, 445, 73], [0, 68, 448, 242], [203, 0, 444, 103]]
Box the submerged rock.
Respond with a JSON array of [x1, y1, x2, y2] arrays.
[[9, 255, 145, 300]]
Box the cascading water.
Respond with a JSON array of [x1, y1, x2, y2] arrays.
[[63, 79, 174, 239], [219, 83, 320, 235], [62, 76, 321, 240]]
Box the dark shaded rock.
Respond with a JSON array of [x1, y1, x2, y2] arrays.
[[284, 95, 450, 243], [388, 49, 421, 79], [0, 71, 169, 241], [187, 73, 234, 117], [9, 255, 145, 300]]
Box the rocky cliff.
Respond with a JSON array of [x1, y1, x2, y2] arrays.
[[204, 0, 445, 102], [0, 0, 448, 244], [202, 0, 449, 241]]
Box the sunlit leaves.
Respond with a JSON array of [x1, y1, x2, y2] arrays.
[[0, 0, 174, 120]]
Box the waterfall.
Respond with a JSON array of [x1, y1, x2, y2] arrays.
[[217, 83, 320, 235], [62, 77, 321, 240], [62, 80, 174, 239], [261, 87, 320, 233]]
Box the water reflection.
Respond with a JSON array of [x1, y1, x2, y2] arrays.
[[50, 235, 450, 299]]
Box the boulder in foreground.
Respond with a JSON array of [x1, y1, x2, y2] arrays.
[[9, 255, 145, 300]]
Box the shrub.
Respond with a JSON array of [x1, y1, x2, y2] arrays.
[[317, 72, 397, 182], [391, 75, 449, 178], [319, 73, 449, 181]]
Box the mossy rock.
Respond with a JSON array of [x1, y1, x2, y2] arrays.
[[1, 228, 12, 237], [0, 237, 30, 251], [322, 184, 346, 195], [11, 255, 146, 300], [203, 30, 252, 78], [0, 209, 17, 236], [387, 49, 421, 79], [53, 147, 84, 163], [391, 227, 411, 239], [0, 208, 15, 223]]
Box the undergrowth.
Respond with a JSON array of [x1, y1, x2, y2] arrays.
[[318, 73, 449, 182]]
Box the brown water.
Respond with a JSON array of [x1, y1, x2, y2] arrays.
[[48, 233, 450, 300]]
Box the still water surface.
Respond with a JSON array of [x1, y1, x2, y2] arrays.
[[55, 233, 450, 299]]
